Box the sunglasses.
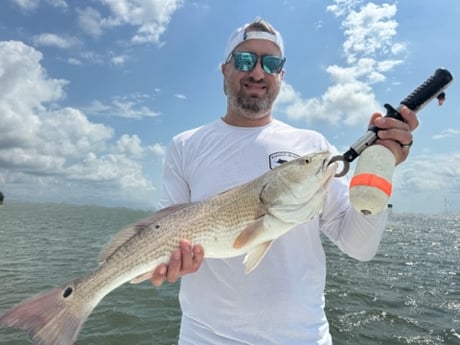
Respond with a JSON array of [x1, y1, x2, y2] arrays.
[[229, 51, 286, 74]]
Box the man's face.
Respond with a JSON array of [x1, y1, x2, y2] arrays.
[[222, 38, 285, 121]]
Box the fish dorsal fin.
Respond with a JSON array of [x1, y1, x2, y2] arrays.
[[243, 241, 273, 273], [98, 203, 190, 263], [233, 217, 266, 250]]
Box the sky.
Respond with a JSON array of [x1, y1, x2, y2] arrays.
[[0, 0, 459, 214]]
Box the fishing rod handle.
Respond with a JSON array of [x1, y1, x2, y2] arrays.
[[400, 68, 453, 113], [379, 68, 453, 123], [347, 68, 454, 161]]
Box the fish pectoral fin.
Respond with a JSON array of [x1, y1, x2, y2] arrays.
[[129, 271, 154, 284], [233, 217, 265, 249], [243, 241, 273, 273]]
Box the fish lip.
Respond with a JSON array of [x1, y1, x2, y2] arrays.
[[323, 156, 338, 178], [324, 155, 335, 168], [322, 156, 332, 171]]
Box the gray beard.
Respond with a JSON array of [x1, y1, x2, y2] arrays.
[[232, 91, 273, 119], [224, 77, 279, 119]]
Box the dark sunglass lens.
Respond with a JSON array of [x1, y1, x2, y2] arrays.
[[233, 52, 257, 72], [262, 56, 285, 74]]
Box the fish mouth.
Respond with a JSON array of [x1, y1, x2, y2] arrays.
[[323, 157, 338, 181]]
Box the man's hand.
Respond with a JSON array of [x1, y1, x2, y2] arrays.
[[150, 240, 204, 287], [370, 105, 419, 165]]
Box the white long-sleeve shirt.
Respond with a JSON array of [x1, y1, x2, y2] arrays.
[[159, 118, 387, 345]]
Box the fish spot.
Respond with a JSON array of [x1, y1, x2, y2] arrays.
[[63, 287, 73, 298], [155, 224, 160, 229]]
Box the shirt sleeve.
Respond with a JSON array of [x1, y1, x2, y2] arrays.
[[158, 140, 191, 209], [319, 175, 388, 261]]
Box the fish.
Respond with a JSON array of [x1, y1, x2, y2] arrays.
[[0, 150, 338, 345]]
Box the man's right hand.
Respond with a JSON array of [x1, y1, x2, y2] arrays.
[[150, 240, 204, 287]]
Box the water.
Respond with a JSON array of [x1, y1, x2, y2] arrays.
[[324, 213, 459, 344], [0, 202, 458, 345]]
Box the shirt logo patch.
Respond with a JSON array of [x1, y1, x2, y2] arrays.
[[269, 152, 300, 170]]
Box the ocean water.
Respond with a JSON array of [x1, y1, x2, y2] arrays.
[[0, 201, 458, 345]]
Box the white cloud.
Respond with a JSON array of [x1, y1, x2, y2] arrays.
[[32, 33, 81, 49], [0, 41, 67, 148], [432, 128, 460, 140], [76, 51, 129, 67], [10, 0, 40, 10], [0, 41, 163, 208], [76, 7, 106, 38], [149, 143, 166, 157], [277, 0, 405, 126], [79, 51, 105, 64], [326, 0, 361, 17], [47, 0, 67, 8], [77, 0, 184, 45], [116, 134, 144, 159], [85, 94, 160, 119], [111, 54, 128, 65], [392, 152, 460, 211], [11, 0, 68, 10], [339, 3, 400, 64], [68, 57, 82, 65], [277, 79, 381, 126]]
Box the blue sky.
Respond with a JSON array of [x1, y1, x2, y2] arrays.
[[0, 0, 459, 213]]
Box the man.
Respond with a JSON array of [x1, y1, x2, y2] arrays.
[[150, 18, 417, 344]]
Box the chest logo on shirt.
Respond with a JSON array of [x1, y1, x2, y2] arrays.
[[269, 151, 300, 170]]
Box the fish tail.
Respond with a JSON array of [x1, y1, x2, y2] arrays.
[[0, 283, 95, 345]]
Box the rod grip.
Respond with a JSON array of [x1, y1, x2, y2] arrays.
[[400, 68, 453, 112]]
